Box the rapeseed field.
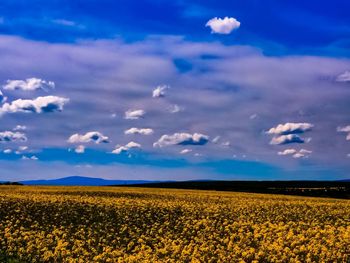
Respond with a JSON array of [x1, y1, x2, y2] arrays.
[[0, 186, 349, 262]]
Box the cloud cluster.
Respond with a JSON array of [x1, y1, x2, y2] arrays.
[[3, 78, 55, 91], [0, 96, 69, 115], [112, 141, 141, 154], [337, 125, 350, 140], [278, 148, 312, 158], [205, 17, 240, 34], [336, 71, 350, 82], [268, 123, 313, 145], [0, 131, 27, 142], [153, 132, 209, 147], [124, 127, 154, 135], [68, 131, 109, 144], [152, 85, 169, 98], [267, 123, 314, 135], [124, 109, 145, 120]]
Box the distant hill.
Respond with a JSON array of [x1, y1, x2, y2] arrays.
[[337, 179, 350, 182], [20, 176, 156, 186], [125, 180, 350, 199]]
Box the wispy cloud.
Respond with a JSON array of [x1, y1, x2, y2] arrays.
[[3, 78, 55, 91]]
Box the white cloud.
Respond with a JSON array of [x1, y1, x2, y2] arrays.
[[15, 145, 28, 154], [205, 17, 240, 34], [270, 134, 304, 145], [278, 148, 312, 158], [0, 96, 69, 115], [125, 141, 141, 148], [18, 146, 28, 151], [267, 122, 314, 135], [337, 125, 350, 140], [180, 149, 192, 154], [75, 145, 85, 154], [0, 131, 27, 142], [3, 78, 55, 91], [124, 109, 145, 120], [152, 85, 169, 98], [153, 132, 209, 147], [221, 141, 231, 147], [3, 149, 12, 154], [337, 125, 350, 132], [22, 155, 38, 161], [68, 131, 109, 144], [13, 125, 27, 131], [249, 114, 258, 120], [112, 141, 141, 154], [168, 104, 183, 113], [278, 149, 297, 155], [336, 71, 350, 82], [212, 136, 221, 143], [124, 127, 154, 135]]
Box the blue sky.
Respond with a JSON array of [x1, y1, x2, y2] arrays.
[[0, 0, 349, 180]]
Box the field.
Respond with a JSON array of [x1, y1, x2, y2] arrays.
[[0, 186, 349, 262]]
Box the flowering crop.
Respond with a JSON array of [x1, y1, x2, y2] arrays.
[[0, 186, 349, 262]]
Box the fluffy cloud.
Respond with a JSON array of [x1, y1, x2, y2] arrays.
[[68, 131, 109, 144], [267, 123, 314, 135], [205, 17, 240, 34], [3, 149, 12, 154], [112, 141, 141, 154], [270, 134, 304, 145], [337, 125, 350, 133], [278, 148, 312, 158], [124, 127, 154, 135], [152, 85, 169, 98], [124, 109, 145, 120], [75, 145, 85, 154], [0, 96, 69, 115], [337, 125, 350, 140], [13, 125, 27, 131], [3, 78, 55, 91], [336, 71, 350, 82], [0, 131, 27, 142], [153, 133, 209, 147]]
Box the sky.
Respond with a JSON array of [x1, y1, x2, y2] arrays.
[[0, 0, 349, 181]]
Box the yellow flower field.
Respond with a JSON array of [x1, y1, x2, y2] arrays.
[[0, 186, 349, 262]]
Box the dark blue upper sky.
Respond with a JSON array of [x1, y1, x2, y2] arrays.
[[1, 0, 350, 56]]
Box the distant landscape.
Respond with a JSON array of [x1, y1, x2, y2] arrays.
[[1, 176, 349, 199]]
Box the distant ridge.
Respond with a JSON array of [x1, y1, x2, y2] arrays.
[[20, 176, 157, 186]]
